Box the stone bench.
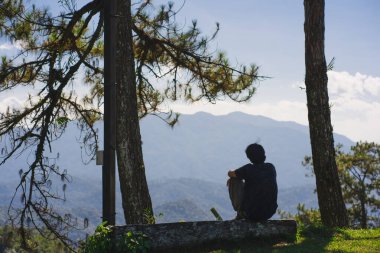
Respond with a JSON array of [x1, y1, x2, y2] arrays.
[[114, 219, 297, 252]]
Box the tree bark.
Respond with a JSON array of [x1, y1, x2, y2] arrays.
[[115, 0, 153, 224], [304, 0, 348, 227]]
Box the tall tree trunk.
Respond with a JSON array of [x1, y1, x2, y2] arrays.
[[304, 0, 348, 227], [115, 0, 153, 224]]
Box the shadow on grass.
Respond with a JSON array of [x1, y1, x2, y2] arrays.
[[267, 226, 334, 253], [153, 226, 340, 253], [335, 229, 380, 241], [205, 226, 336, 253]]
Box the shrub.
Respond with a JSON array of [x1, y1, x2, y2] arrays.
[[80, 222, 150, 253]]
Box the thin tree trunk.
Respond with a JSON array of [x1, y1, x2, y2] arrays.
[[304, 0, 348, 227], [115, 0, 153, 224], [359, 190, 367, 228]]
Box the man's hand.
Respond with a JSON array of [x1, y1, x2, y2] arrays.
[[228, 170, 237, 178], [227, 170, 236, 187]]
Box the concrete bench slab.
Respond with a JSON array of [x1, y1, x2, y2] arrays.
[[114, 219, 297, 252]]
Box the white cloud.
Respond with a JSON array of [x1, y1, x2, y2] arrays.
[[329, 96, 380, 141], [0, 43, 14, 50], [0, 40, 26, 51], [325, 71, 380, 142], [0, 97, 24, 112], [328, 71, 380, 97]]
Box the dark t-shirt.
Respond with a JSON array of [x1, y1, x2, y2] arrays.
[[235, 163, 278, 221]]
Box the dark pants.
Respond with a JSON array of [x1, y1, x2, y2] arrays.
[[228, 178, 245, 218]]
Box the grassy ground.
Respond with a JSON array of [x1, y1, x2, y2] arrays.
[[2, 224, 379, 252], [211, 226, 380, 253]]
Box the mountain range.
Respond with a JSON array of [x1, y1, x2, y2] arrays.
[[0, 112, 354, 233]]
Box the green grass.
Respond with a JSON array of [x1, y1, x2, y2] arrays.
[[0, 225, 69, 253], [321, 229, 380, 253], [211, 227, 380, 253]]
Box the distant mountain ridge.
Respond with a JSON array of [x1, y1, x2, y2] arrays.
[[0, 112, 353, 230], [140, 112, 353, 187], [1, 112, 353, 186]]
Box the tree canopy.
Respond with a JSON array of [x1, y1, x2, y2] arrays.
[[303, 141, 380, 228], [336, 142, 380, 228], [0, 0, 261, 247]]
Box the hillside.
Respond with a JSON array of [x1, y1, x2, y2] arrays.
[[1, 112, 353, 187], [140, 112, 353, 187], [0, 112, 352, 233]]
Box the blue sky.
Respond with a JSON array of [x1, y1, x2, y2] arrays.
[[164, 0, 380, 142], [1, 0, 379, 142]]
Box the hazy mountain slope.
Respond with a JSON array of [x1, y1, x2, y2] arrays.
[[1, 177, 319, 226], [149, 177, 318, 221], [155, 199, 213, 223], [1, 112, 353, 187], [0, 112, 351, 228], [141, 112, 353, 187]]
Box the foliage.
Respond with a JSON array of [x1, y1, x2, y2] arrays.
[[0, 0, 261, 247], [116, 231, 150, 253], [81, 222, 112, 253], [303, 141, 380, 228], [0, 225, 70, 253], [142, 208, 162, 225], [278, 203, 322, 230], [0, 0, 104, 247], [80, 222, 150, 253], [336, 142, 380, 228]]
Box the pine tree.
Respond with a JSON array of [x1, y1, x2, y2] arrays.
[[336, 142, 380, 228], [0, 0, 261, 245]]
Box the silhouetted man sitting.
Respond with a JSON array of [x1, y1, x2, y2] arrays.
[[227, 143, 278, 221]]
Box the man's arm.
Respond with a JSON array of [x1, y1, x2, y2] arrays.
[[228, 170, 237, 178]]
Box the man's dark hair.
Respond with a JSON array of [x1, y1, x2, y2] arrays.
[[245, 143, 266, 164]]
